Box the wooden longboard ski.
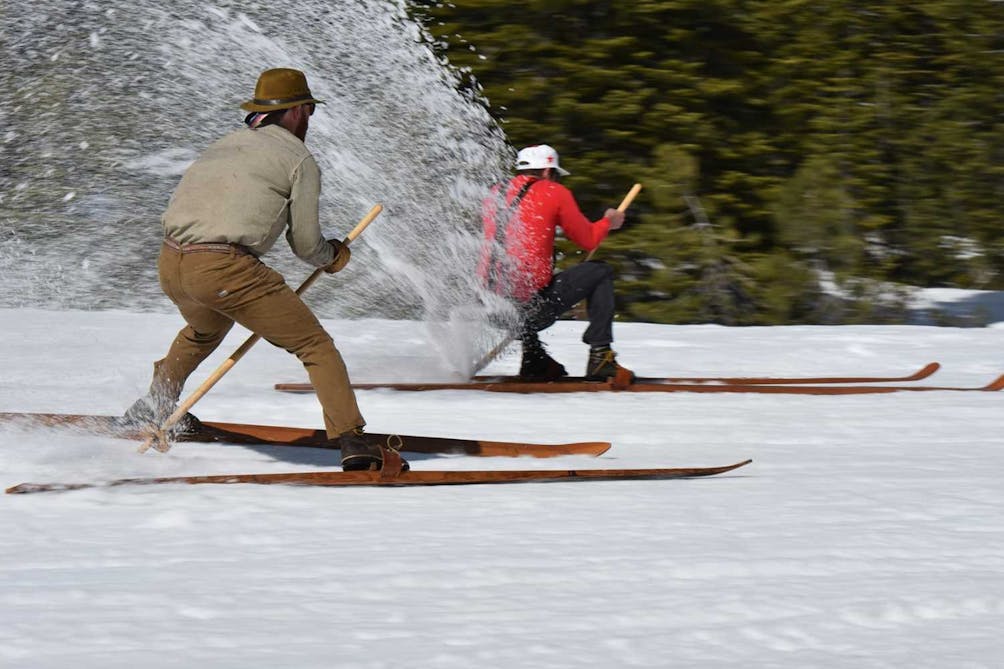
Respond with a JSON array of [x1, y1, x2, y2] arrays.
[[6, 459, 753, 494], [274, 362, 943, 393], [274, 369, 1004, 395], [473, 361, 943, 385], [0, 412, 610, 457]]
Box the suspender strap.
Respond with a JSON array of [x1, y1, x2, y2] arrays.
[[487, 179, 538, 291]]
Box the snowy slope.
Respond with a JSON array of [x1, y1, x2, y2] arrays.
[[2, 309, 1003, 668]]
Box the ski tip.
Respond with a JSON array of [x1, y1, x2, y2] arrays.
[[6, 482, 69, 495], [690, 458, 753, 477], [7, 481, 98, 494], [982, 374, 1004, 391]]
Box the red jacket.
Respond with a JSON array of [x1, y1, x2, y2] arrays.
[[480, 175, 611, 301]]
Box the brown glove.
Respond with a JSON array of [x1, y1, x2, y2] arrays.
[[324, 239, 351, 273]]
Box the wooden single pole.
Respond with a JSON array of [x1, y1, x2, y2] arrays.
[[473, 183, 642, 374], [139, 204, 383, 453], [584, 182, 642, 262]]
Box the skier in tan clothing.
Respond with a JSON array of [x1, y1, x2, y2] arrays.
[[124, 68, 405, 472]]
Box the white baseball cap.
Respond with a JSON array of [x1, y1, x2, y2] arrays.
[[515, 144, 571, 176]]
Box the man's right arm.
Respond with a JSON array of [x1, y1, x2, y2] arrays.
[[553, 185, 612, 252], [285, 155, 335, 267]]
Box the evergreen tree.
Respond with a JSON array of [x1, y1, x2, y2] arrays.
[[410, 0, 1004, 323]]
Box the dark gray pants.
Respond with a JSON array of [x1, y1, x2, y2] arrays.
[[521, 261, 615, 347]]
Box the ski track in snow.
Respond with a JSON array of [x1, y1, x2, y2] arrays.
[[2, 309, 1004, 668]]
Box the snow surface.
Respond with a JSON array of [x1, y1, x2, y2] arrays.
[[2, 308, 1004, 668]]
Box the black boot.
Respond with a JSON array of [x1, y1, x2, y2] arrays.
[[339, 427, 410, 472], [519, 337, 568, 380], [585, 346, 635, 382], [120, 395, 202, 435]]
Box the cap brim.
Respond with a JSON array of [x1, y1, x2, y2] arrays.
[[516, 164, 571, 176]]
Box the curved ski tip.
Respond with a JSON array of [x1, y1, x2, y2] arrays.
[[724, 459, 753, 473], [7, 482, 43, 494], [694, 458, 753, 478], [917, 362, 941, 377], [982, 374, 1004, 391]]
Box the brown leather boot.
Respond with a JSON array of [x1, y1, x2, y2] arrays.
[[585, 346, 635, 383], [339, 428, 410, 472]]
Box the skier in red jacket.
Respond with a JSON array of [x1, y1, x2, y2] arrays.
[[480, 144, 633, 381]]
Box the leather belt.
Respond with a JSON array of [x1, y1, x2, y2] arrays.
[[163, 237, 252, 256]]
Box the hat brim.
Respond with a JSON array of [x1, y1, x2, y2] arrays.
[[239, 97, 325, 112]]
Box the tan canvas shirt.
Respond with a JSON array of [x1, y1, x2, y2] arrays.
[[162, 124, 334, 267]]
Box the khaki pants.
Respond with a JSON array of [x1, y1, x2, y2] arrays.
[[148, 244, 364, 437]]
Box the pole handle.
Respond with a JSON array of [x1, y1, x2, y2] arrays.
[[585, 183, 642, 262], [616, 183, 643, 213]]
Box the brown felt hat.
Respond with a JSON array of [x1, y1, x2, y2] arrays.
[[240, 68, 325, 112]]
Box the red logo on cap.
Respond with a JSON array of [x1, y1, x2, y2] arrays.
[[547, 156, 554, 164]]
